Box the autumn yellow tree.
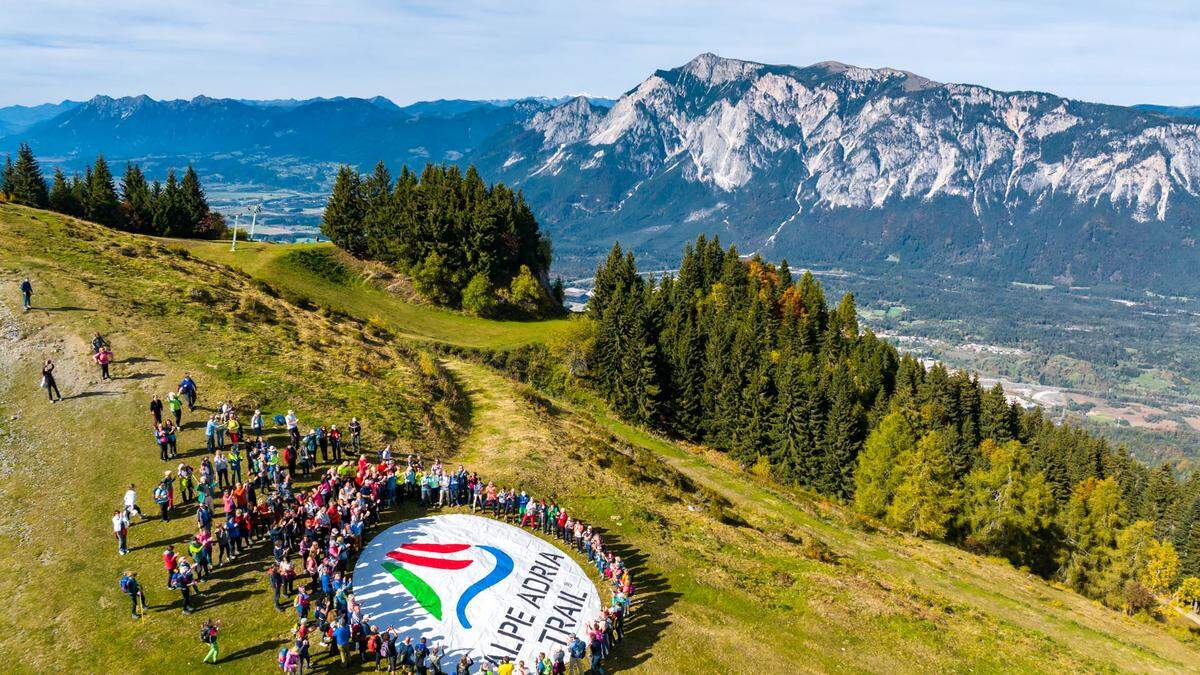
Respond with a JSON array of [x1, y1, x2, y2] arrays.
[[1142, 539, 1180, 595]]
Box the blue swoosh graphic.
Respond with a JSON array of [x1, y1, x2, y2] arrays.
[[456, 545, 513, 629]]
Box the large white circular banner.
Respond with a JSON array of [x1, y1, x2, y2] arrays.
[[354, 514, 602, 665]]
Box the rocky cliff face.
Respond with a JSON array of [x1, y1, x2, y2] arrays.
[[475, 54, 1200, 289]]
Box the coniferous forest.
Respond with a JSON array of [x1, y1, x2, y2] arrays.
[[0, 142, 227, 238], [584, 236, 1200, 611], [321, 162, 561, 317]]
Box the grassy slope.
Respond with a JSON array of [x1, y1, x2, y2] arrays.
[[1, 211, 1198, 672], [174, 239, 574, 350], [177, 234, 1200, 671], [0, 206, 460, 671]]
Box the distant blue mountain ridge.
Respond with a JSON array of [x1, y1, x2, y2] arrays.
[[3, 54, 1199, 292]]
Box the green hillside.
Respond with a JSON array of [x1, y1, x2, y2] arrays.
[[1, 204, 1199, 673]]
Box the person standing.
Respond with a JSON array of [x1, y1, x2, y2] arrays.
[[94, 346, 113, 380], [178, 373, 198, 411], [285, 410, 300, 447], [90, 332, 109, 354], [250, 409, 264, 441], [41, 358, 62, 402], [200, 619, 221, 663], [349, 417, 361, 453], [149, 394, 164, 425], [205, 415, 218, 452], [154, 481, 170, 522], [567, 636, 586, 675], [167, 391, 183, 425], [112, 509, 130, 555], [123, 484, 144, 520], [119, 571, 147, 619], [19, 277, 33, 311]]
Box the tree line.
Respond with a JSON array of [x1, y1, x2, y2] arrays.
[[585, 236, 1200, 613], [0, 142, 227, 238], [321, 162, 562, 317]]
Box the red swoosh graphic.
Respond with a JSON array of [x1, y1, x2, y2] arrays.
[[387, 550, 473, 570], [400, 543, 471, 553]]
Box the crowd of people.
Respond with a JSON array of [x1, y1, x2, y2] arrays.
[[112, 374, 634, 673]]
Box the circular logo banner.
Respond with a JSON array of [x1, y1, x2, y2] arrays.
[[354, 514, 601, 665]]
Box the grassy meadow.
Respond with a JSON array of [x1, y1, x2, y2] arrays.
[[1, 206, 1199, 672]]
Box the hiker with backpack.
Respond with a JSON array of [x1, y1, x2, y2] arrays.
[[200, 619, 221, 663], [119, 571, 147, 619], [178, 373, 198, 411], [154, 481, 170, 521]]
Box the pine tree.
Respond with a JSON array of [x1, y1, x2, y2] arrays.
[[48, 168, 81, 216], [321, 165, 366, 254], [10, 143, 49, 208], [85, 155, 121, 228], [821, 366, 865, 499], [980, 383, 1015, 443], [179, 165, 210, 233], [121, 163, 153, 233], [152, 171, 185, 235], [0, 155, 13, 199]]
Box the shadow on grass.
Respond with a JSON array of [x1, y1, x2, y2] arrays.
[[221, 638, 282, 663], [64, 390, 121, 400], [124, 372, 164, 381], [118, 356, 159, 364], [40, 305, 96, 312], [597, 540, 679, 671]]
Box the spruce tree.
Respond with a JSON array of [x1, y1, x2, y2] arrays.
[[0, 155, 13, 199], [321, 165, 366, 255], [821, 366, 865, 499], [85, 155, 121, 228], [10, 143, 49, 208], [121, 163, 153, 233], [48, 168, 81, 216], [179, 165, 210, 233]]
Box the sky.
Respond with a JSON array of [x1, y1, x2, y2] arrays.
[[2, 0, 1198, 108]]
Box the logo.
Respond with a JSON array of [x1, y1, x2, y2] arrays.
[[355, 514, 600, 665], [380, 542, 514, 628]]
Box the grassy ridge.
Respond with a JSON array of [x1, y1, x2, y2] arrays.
[[176, 239, 575, 350], [1, 209, 1199, 672]]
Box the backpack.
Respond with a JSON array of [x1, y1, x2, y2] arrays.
[[119, 576, 132, 593], [200, 627, 214, 643]]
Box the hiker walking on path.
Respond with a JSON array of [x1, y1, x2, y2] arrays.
[[19, 277, 32, 311], [41, 358, 62, 402], [90, 332, 109, 354], [200, 619, 221, 663], [119, 571, 147, 619], [94, 346, 113, 380], [178, 373, 198, 411]]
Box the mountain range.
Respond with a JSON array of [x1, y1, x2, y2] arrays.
[[4, 54, 1200, 290]]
